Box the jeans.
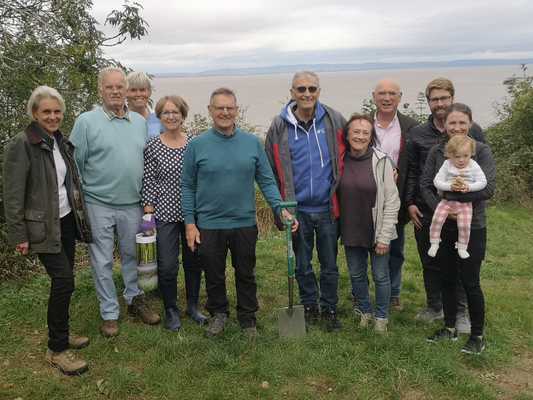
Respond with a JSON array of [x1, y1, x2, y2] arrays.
[[156, 220, 203, 310], [198, 226, 258, 328], [389, 224, 405, 299], [86, 203, 143, 320], [38, 213, 76, 352], [294, 211, 339, 312], [345, 246, 391, 319]]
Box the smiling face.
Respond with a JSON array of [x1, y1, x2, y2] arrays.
[[373, 80, 401, 115], [428, 88, 454, 122], [445, 111, 472, 138], [33, 97, 63, 135], [127, 86, 151, 112], [290, 74, 320, 114], [99, 70, 127, 111], [159, 101, 183, 132], [208, 94, 238, 135], [347, 118, 373, 155]]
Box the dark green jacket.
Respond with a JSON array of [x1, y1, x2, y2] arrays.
[[3, 122, 92, 253]]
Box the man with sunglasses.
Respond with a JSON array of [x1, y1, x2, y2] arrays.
[[265, 71, 346, 332], [405, 77, 485, 332]]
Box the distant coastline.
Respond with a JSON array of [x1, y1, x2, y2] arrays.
[[153, 58, 532, 78]]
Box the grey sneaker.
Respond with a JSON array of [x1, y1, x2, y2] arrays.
[[427, 327, 458, 343], [206, 313, 227, 337], [461, 335, 486, 355], [243, 326, 258, 341], [455, 312, 471, 334], [415, 307, 444, 323], [374, 318, 388, 334]]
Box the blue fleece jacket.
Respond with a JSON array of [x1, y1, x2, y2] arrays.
[[281, 101, 333, 213]]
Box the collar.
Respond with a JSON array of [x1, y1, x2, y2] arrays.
[[212, 126, 237, 138], [375, 112, 398, 129], [102, 104, 131, 121], [25, 121, 62, 148]]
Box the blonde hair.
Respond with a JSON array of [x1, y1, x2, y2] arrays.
[[126, 71, 152, 91], [155, 96, 189, 119], [445, 135, 476, 158], [26, 86, 66, 118]]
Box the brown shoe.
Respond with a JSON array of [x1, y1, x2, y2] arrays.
[[100, 320, 119, 338], [68, 335, 90, 349], [128, 294, 161, 325], [46, 349, 88, 375], [390, 297, 404, 312]]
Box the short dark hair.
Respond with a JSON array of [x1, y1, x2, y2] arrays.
[[445, 102, 473, 122], [209, 87, 237, 105], [343, 113, 377, 149], [155, 95, 189, 119]]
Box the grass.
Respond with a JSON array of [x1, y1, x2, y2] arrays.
[[1, 205, 532, 400]]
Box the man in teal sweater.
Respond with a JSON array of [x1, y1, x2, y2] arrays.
[[182, 87, 298, 338], [70, 67, 160, 338]]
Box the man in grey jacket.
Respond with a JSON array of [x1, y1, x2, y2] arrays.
[[265, 71, 346, 332]]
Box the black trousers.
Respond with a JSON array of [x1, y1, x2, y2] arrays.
[[38, 212, 76, 353], [199, 226, 258, 328], [156, 221, 203, 310], [439, 227, 486, 336], [414, 223, 467, 313]]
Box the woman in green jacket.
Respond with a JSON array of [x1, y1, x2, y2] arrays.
[[3, 86, 92, 375]]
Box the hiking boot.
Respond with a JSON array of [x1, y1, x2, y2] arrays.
[[304, 304, 320, 326], [390, 296, 403, 312], [100, 320, 119, 338], [68, 335, 90, 350], [186, 302, 208, 325], [321, 310, 342, 332], [164, 307, 181, 332], [128, 294, 161, 325], [455, 312, 471, 335], [415, 307, 444, 323], [427, 327, 458, 343], [205, 313, 227, 337], [45, 349, 88, 376], [461, 335, 486, 355], [374, 318, 388, 334]]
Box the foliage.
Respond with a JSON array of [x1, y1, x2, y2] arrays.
[[0, 0, 148, 279], [486, 65, 533, 203]]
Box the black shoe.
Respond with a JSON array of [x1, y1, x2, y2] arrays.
[[164, 308, 181, 332], [304, 304, 319, 326], [186, 303, 208, 325], [461, 335, 486, 355], [321, 310, 342, 332], [427, 327, 458, 343]]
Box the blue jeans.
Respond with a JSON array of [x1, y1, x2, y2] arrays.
[[294, 211, 339, 312], [389, 224, 405, 299], [345, 246, 391, 319], [86, 203, 143, 320]]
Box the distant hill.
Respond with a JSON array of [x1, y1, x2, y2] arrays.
[[154, 59, 533, 78]]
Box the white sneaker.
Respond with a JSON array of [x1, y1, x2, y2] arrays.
[[457, 243, 470, 259], [356, 309, 373, 328], [428, 243, 439, 257], [374, 318, 388, 334]]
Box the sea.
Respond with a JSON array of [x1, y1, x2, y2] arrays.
[[152, 65, 518, 133]]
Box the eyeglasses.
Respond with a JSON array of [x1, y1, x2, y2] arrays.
[[429, 95, 452, 104], [293, 86, 319, 94], [211, 106, 237, 113], [160, 111, 181, 117]]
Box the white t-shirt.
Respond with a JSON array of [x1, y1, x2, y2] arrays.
[[53, 137, 72, 218]]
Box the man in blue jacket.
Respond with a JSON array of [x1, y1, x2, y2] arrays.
[[265, 71, 346, 332]]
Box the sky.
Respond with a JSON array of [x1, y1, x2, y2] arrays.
[[91, 0, 533, 74]]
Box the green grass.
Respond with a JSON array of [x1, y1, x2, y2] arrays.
[[1, 205, 532, 399]]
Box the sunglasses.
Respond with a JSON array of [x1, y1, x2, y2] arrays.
[[293, 86, 319, 94]]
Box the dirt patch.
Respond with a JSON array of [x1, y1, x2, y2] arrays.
[[478, 351, 533, 399]]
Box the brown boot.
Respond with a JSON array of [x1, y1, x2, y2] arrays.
[[68, 335, 90, 349], [46, 349, 88, 375], [100, 320, 119, 338], [128, 294, 161, 325], [390, 297, 404, 312]]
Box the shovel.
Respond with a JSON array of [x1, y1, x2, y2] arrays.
[[278, 201, 306, 338]]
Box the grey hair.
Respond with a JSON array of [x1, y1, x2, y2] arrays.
[[126, 71, 152, 91], [291, 71, 320, 87], [97, 66, 128, 90], [209, 87, 237, 105], [26, 85, 66, 119]]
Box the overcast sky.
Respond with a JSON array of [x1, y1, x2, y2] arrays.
[[91, 0, 533, 74]]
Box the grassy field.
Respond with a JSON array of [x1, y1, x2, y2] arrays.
[[0, 205, 532, 400]]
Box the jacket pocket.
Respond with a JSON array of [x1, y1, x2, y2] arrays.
[[24, 209, 46, 244]]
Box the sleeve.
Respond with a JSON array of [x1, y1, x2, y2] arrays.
[[141, 141, 158, 208], [420, 146, 442, 212], [433, 161, 453, 192], [69, 115, 89, 182], [255, 139, 282, 216], [404, 137, 419, 206], [2, 137, 30, 245], [376, 158, 401, 245], [181, 143, 197, 224], [466, 159, 487, 192], [444, 144, 495, 202], [264, 120, 281, 187]]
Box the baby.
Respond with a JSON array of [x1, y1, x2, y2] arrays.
[[428, 135, 487, 259]]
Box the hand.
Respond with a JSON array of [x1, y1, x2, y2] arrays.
[[143, 205, 155, 214], [375, 242, 390, 255], [451, 176, 466, 192], [408, 205, 423, 230], [140, 213, 156, 236], [393, 169, 399, 183], [460, 183, 470, 193], [16, 242, 29, 256], [186, 223, 201, 251], [281, 209, 299, 233]]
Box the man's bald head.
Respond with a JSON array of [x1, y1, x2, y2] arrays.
[[373, 79, 402, 116]]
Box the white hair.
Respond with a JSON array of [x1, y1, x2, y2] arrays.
[[26, 86, 66, 119], [97, 66, 127, 90], [291, 71, 320, 87]]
